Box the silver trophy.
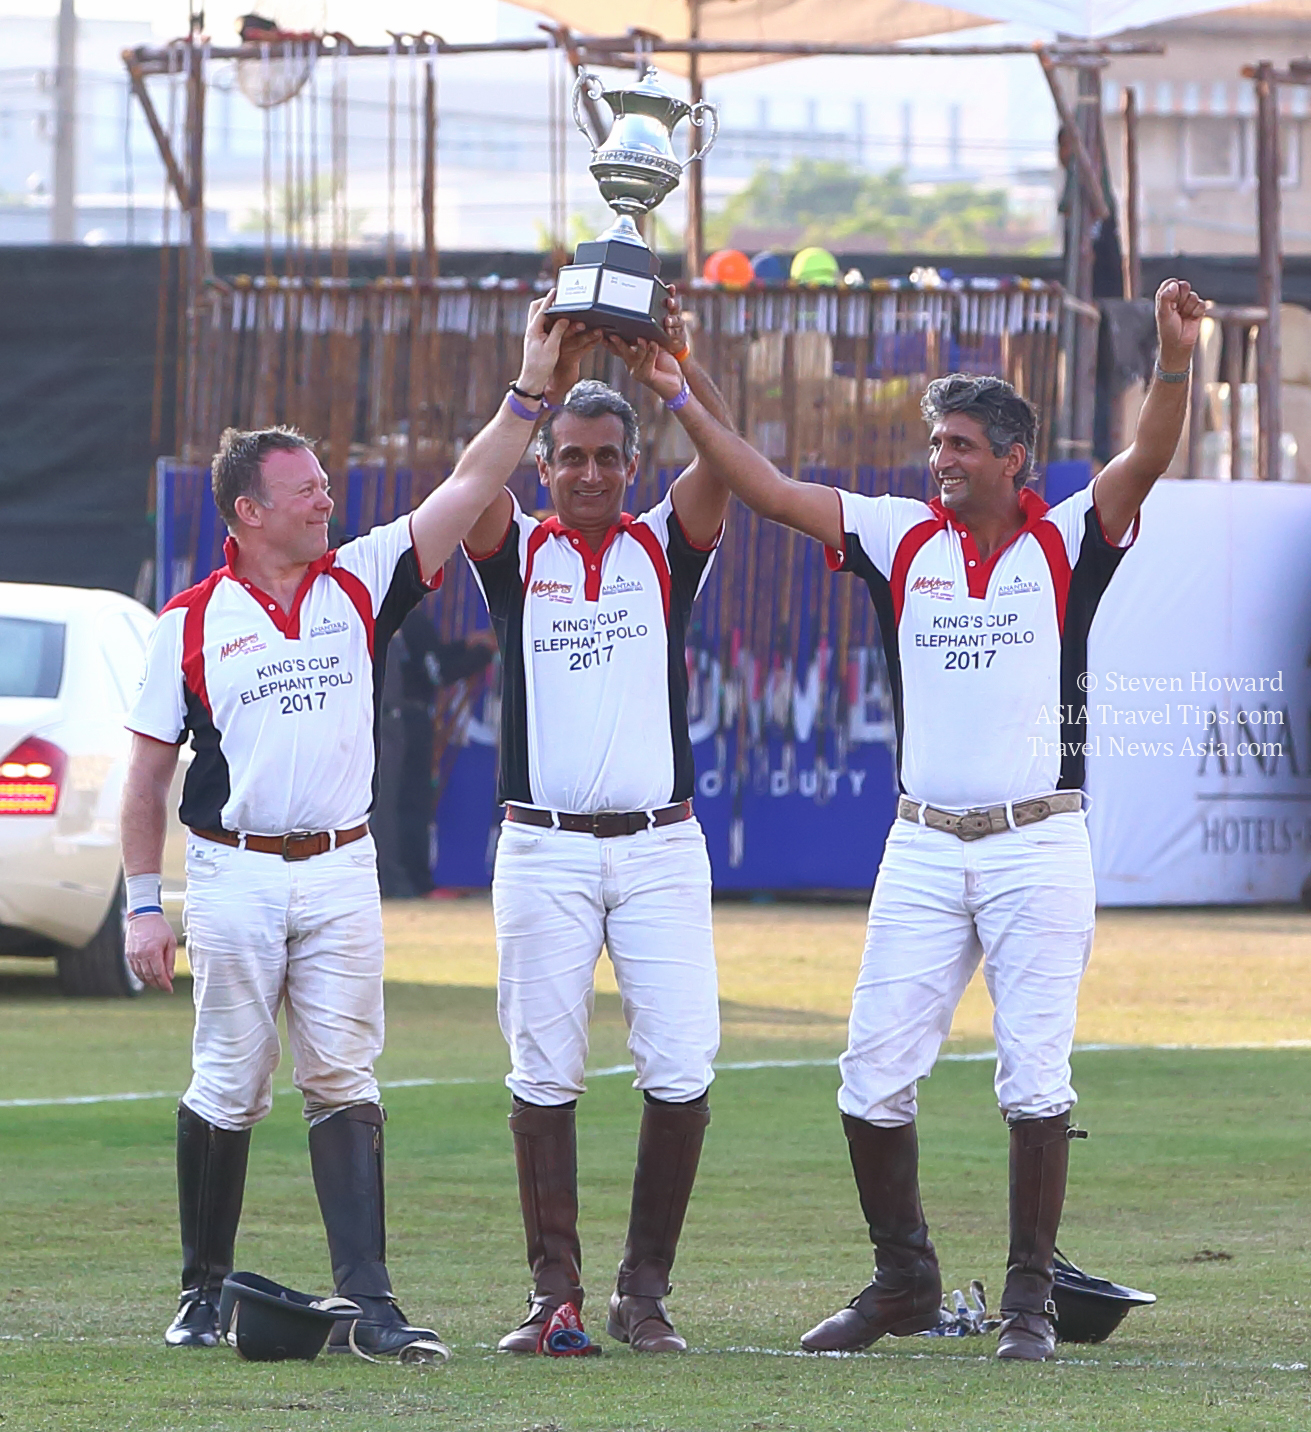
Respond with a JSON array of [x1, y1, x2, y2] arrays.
[[546, 67, 718, 342]]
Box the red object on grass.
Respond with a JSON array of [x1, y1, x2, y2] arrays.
[[539, 1301, 602, 1356]]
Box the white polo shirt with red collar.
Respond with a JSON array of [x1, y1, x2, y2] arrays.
[[827, 483, 1137, 811], [466, 489, 719, 814], [127, 515, 439, 836]]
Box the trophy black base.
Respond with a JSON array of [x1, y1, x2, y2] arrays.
[[545, 236, 670, 344]]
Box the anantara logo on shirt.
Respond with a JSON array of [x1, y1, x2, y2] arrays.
[[530, 578, 575, 603], [996, 578, 1041, 597], [602, 574, 642, 596], [909, 575, 955, 600], [309, 618, 350, 638], [219, 632, 265, 660]]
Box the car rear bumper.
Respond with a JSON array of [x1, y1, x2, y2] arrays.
[[0, 816, 112, 947]]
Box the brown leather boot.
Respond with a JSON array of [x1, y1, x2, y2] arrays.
[[800, 1116, 942, 1352], [996, 1112, 1080, 1362], [497, 1099, 585, 1354], [606, 1093, 710, 1353]]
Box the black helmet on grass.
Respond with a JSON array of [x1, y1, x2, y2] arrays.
[[219, 1272, 362, 1362], [1052, 1250, 1157, 1343]]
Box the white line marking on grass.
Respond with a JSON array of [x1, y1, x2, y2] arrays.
[[0, 1090, 177, 1109], [1, 1042, 1305, 1111], [704, 1347, 1310, 1372]]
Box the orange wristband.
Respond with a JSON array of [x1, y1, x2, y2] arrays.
[[672, 343, 691, 363]]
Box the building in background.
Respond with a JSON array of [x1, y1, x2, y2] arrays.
[[1104, 14, 1310, 256]]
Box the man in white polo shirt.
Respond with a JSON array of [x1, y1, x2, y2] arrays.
[[463, 315, 733, 1356], [120, 295, 569, 1359], [630, 280, 1204, 1361]]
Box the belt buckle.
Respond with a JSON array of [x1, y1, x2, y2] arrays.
[[957, 811, 991, 841], [281, 830, 315, 862], [589, 811, 619, 838]]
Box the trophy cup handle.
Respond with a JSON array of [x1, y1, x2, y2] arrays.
[[571, 71, 606, 145], [682, 101, 719, 169]]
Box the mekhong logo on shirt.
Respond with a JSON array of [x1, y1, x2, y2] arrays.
[[909, 575, 955, 599], [996, 578, 1041, 597], [219, 632, 265, 660], [530, 578, 575, 603], [601, 574, 642, 596], [309, 618, 349, 638]]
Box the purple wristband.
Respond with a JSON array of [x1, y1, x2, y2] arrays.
[[665, 382, 692, 412], [506, 390, 541, 422]]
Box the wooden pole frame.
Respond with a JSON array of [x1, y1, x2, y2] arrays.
[[124, 59, 189, 211], [125, 28, 1154, 306], [1249, 61, 1285, 482], [1120, 85, 1141, 301], [683, 0, 704, 283], [1037, 48, 1110, 224], [125, 34, 1162, 70]]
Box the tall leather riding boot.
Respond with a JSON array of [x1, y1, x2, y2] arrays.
[[997, 1112, 1077, 1361], [800, 1116, 942, 1352], [497, 1098, 584, 1354], [606, 1092, 710, 1353], [310, 1103, 393, 1300], [310, 1103, 445, 1361], [166, 1103, 251, 1347]]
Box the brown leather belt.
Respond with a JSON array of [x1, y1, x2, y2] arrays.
[[504, 800, 693, 839], [896, 791, 1081, 842], [189, 823, 370, 862]]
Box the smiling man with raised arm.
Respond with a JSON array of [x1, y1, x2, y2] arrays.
[[118, 294, 568, 1360], [634, 280, 1205, 1361]]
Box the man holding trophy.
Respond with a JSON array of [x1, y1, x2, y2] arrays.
[[464, 69, 734, 1357]]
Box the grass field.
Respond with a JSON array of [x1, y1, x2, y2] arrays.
[[1, 901, 1309, 1432]]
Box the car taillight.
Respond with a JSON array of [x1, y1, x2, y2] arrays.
[[0, 736, 67, 815]]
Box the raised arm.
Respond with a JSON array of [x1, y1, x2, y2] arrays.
[[651, 296, 735, 544], [619, 339, 842, 548], [1093, 278, 1206, 544], [660, 293, 735, 431], [121, 732, 182, 993], [604, 335, 724, 547], [410, 292, 567, 576], [463, 312, 602, 558]]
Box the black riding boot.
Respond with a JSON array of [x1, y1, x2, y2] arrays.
[[310, 1103, 448, 1362], [166, 1103, 250, 1348]]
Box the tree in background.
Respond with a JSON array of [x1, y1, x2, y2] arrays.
[[707, 160, 1051, 255]]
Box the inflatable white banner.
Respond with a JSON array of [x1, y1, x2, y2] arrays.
[[1087, 480, 1311, 905]]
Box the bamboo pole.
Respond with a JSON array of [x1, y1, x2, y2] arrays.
[[126, 35, 1163, 68], [1120, 85, 1141, 301], [683, 0, 704, 284], [1254, 61, 1282, 482], [1070, 66, 1101, 456], [1037, 49, 1110, 224]]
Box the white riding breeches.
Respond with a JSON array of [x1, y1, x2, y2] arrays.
[[181, 833, 386, 1130], [838, 810, 1096, 1126], [492, 817, 720, 1107]]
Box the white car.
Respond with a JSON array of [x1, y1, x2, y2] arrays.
[[0, 583, 186, 996]]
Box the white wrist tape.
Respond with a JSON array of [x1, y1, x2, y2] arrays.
[[126, 873, 164, 918]]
